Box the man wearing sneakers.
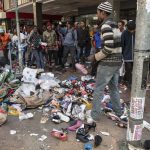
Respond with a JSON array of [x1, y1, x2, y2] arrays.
[[89, 1, 122, 122]]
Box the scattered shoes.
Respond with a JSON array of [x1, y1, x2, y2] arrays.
[[57, 112, 70, 123], [76, 125, 90, 143], [86, 110, 94, 124], [94, 134, 102, 148], [68, 120, 82, 131], [84, 122, 96, 132], [51, 129, 68, 141], [51, 113, 61, 124], [40, 113, 49, 124]]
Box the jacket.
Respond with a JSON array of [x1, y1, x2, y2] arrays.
[[63, 29, 77, 47], [121, 29, 135, 62], [43, 30, 57, 47], [95, 18, 122, 66], [77, 27, 90, 47]]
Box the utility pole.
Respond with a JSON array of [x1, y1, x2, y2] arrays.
[[15, 0, 22, 71], [127, 0, 150, 149]]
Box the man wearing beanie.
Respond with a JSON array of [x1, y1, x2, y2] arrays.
[[89, 1, 122, 122]]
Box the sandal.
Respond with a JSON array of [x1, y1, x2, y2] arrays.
[[51, 130, 68, 141], [40, 113, 49, 124], [68, 120, 82, 131], [50, 100, 60, 108], [116, 120, 127, 128], [75, 63, 88, 75]]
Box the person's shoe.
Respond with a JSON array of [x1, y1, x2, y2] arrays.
[[76, 134, 89, 143], [51, 130, 68, 141], [57, 112, 70, 122], [84, 122, 96, 132], [51, 113, 61, 124], [86, 110, 98, 124], [68, 120, 82, 131], [94, 135, 102, 148], [75, 63, 88, 75]]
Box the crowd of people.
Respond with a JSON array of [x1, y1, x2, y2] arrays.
[[0, 21, 93, 70], [0, 1, 136, 123]]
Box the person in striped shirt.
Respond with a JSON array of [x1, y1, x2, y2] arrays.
[[89, 1, 122, 122]]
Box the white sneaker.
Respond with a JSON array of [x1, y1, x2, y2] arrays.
[[65, 103, 72, 116], [57, 112, 70, 122], [78, 104, 86, 121], [86, 110, 94, 124]]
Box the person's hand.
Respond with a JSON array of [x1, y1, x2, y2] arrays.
[[87, 55, 96, 62]]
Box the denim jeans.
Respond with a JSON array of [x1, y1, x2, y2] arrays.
[[63, 45, 76, 68], [32, 49, 44, 69], [22, 46, 27, 65], [76, 46, 86, 62], [91, 64, 122, 120]]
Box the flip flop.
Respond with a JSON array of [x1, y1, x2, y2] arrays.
[[40, 113, 49, 124]]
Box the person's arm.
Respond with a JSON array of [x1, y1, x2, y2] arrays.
[[54, 31, 58, 47], [43, 32, 46, 42], [121, 31, 125, 53], [95, 24, 114, 61], [74, 29, 78, 47]]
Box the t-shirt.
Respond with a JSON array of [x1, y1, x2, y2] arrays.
[[12, 33, 27, 49], [0, 33, 10, 50]]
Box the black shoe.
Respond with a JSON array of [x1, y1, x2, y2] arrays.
[[94, 135, 102, 148], [76, 133, 89, 143]]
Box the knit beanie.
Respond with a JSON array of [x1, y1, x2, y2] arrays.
[[97, 1, 112, 13]]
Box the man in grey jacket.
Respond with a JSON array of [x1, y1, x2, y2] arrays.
[[62, 22, 77, 69]]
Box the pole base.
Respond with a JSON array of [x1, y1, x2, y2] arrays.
[[119, 141, 128, 150], [128, 143, 145, 150]]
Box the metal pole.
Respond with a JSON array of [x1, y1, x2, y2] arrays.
[[32, 0, 37, 26], [127, 0, 150, 149], [15, 0, 22, 71]]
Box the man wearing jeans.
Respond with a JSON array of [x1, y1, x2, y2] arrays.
[[89, 1, 122, 121], [29, 26, 44, 69], [62, 22, 77, 69]]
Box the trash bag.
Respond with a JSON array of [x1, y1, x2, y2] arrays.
[[21, 91, 52, 108]]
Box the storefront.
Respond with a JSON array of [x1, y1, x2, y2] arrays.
[[75, 14, 98, 26], [5, 12, 62, 31]]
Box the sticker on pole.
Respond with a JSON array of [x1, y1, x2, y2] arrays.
[[146, 0, 150, 13], [133, 124, 143, 141], [130, 97, 145, 120], [127, 124, 143, 141]]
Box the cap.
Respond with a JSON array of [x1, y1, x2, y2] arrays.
[[47, 22, 52, 27], [97, 1, 112, 13]]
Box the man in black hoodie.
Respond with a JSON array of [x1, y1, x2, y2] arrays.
[[77, 21, 91, 62], [121, 20, 136, 88]]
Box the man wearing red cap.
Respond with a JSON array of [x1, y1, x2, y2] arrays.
[[43, 23, 58, 66]]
